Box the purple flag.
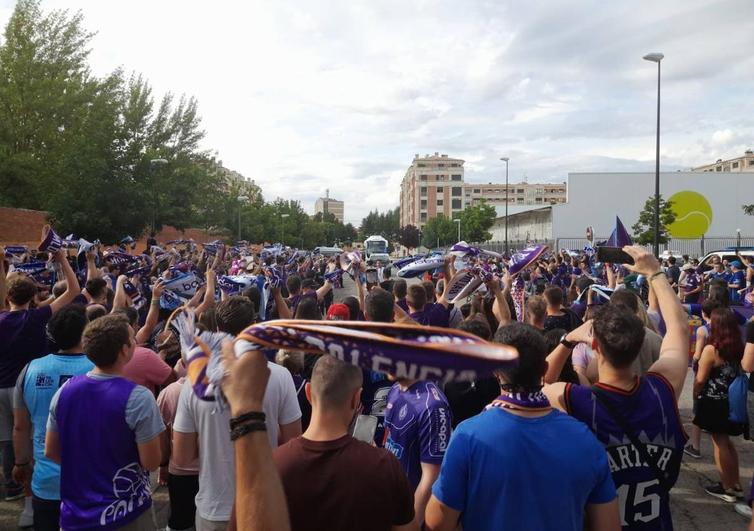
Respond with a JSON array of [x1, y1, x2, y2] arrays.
[[606, 216, 633, 247], [508, 245, 548, 276]]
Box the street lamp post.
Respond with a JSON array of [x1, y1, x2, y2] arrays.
[[280, 213, 290, 245], [237, 195, 248, 241], [501, 157, 510, 255], [149, 158, 168, 232], [737, 228, 742, 248], [454, 218, 461, 242], [643, 52, 664, 257]]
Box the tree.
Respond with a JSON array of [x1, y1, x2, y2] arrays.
[[398, 224, 421, 251], [744, 204, 754, 216], [631, 195, 676, 245], [421, 215, 456, 248], [457, 201, 496, 243], [359, 207, 399, 242]]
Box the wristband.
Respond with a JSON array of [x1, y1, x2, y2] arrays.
[[559, 333, 577, 350], [230, 421, 267, 441], [648, 271, 666, 282], [230, 411, 266, 429]]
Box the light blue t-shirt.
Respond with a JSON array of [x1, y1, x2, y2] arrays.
[[432, 407, 616, 531]]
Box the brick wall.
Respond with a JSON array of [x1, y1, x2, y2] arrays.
[[0, 207, 226, 249]]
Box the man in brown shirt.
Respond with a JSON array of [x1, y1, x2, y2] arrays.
[[273, 355, 416, 531]]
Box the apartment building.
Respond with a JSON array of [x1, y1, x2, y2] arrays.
[[692, 149, 754, 172], [399, 153, 465, 228], [399, 153, 567, 228], [314, 189, 345, 223]]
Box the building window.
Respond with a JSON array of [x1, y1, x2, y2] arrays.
[[437, 199, 443, 206], [420, 174, 427, 180], [716, 166, 722, 171], [417, 163, 426, 167], [437, 175, 445, 181], [749, 160, 754, 166], [473, 188, 480, 194], [420, 200, 427, 209], [437, 186, 444, 193], [517, 189, 524, 194], [420, 187, 427, 196], [452, 187, 462, 196], [535, 197, 542, 202], [438, 164, 445, 167], [420, 213, 427, 222], [451, 174, 462, 181], [452, 199, 462, 209], [733, 162, 739, 169]]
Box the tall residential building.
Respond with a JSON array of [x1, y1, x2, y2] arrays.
[[692, 149, 754, 172], [220, 166, 262, 201], [400, 153, 465, 228], [399, 153, 567, 229], [314, 189, 344, 223]]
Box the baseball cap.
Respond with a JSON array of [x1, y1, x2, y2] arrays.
[[730, 260, 743, 269], [326, 303, 350, 321]]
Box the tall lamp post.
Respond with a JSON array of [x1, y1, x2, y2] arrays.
[[237, 195, 248, 241], [643, 52, 664, 257], [454, 218, 461, 242], [149, 158, 168, 232], [501, 157, 510, 255], [280, 213, 290, 245]]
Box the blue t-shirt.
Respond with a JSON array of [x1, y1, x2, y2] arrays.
[[383, 381, 451, 489], [729, 270, 745, 303], [410, 303, 450, 327], [432, 407, 616, 531]]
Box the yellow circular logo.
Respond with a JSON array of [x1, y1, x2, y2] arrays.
[[667, 191, 713, 238]]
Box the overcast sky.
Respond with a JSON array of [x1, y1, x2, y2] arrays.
[[2, 0, 753, 225]]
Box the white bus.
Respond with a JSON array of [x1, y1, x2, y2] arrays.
[[364, 235, 390, 265]]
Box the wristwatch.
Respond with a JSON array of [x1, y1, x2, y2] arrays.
[[560, 333, 577, 349]]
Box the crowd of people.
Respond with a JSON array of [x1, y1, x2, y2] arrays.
[[1, 225, 754, 531]]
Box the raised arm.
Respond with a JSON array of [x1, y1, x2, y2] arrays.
[[489, 273, 512, 328], [624, 246, 688, 398], [436, 256, 454, 308], [221, 341, 290, 531], [49, 249, 81, 314], [136, 280, 165, 345], [545, 320, 593, 384], [272, 286, 291, 320], [86, 248, 101, 280], [194, 268, 216, 317]]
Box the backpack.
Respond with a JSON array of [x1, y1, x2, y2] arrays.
[[728, 371, 749, 424]]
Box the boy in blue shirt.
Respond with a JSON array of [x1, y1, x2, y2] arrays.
[[426, 323, 619, 531]]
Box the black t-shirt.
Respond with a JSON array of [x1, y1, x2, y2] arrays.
[[747, 321, 754, 344], [443, 377, 500, 428], [544, 309, 581, 333]]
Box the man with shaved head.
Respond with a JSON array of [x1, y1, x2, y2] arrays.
[[273, 355, 415, 531]]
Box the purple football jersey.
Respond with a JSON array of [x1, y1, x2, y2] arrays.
[[383, 381, 452, 489], [566, 374, 687, 531]]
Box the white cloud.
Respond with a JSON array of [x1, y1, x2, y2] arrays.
[[1, 0, 753, 225]]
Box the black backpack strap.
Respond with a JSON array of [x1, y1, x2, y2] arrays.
[[591, 387, 674, 493]]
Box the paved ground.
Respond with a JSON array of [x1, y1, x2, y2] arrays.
[[2, 276, 752, 529]]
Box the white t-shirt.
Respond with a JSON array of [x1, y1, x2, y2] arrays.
[[173, 350, 301, 522]]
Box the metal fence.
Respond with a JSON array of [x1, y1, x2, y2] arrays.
[[475, 236, 754, 258]]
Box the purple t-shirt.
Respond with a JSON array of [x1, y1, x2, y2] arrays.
[[565, 374, 686, 530], [410, 303, 450, 328], [383, 381, 452, 489], [0, 306, 53, 388]]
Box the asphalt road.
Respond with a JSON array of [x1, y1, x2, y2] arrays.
[[2, 276, 752, 529]]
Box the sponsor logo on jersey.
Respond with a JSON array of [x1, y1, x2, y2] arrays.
[[398, 403, 408, 420], [385, 438, 404, 459], [35, 374, 53, 388]]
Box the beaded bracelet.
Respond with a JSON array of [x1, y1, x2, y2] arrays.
[[648, 271, 666, 282], [230, 411, 266, 430], [230, 421, 267, 441]]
